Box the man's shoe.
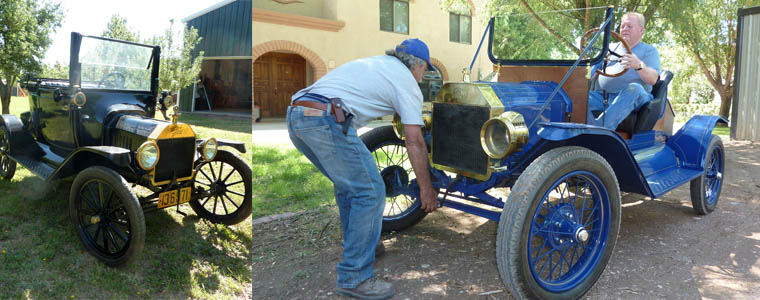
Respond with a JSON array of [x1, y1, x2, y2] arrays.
[[336, 277, 395, 300], [375, 242, 385, 258]]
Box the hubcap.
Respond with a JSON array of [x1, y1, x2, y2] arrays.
[[576, 227, 589, 243], [91, 216, 101, 224]]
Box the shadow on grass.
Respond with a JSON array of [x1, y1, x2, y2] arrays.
[[0, 172, 250, 299], [252, 145, 334, 218], [179, 114, 252, 134]]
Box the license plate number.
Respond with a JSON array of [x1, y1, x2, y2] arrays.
[[158, 187, 192, 209]]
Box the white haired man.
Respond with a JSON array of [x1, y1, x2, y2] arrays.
[[286, 38, 438, 299], [588, 12, 661, 130]]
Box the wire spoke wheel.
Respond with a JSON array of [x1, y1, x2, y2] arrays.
[[528, 171, 610, 292], [362, 125, 428, 232], [190, 150, 252, 225], [0, 125, 16, 180], [497, 147, 621, 299], [690, 135, 724, 215], [69, 166, 144, 266]]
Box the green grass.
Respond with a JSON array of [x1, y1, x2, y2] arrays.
[[712, 126, 729, 136], [252, 145, 334, 219], [1, 96, 252, 299]]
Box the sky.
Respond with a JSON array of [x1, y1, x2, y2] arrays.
[[44, 0, 224, 64]]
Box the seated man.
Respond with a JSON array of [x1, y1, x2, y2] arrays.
[[588, 12, 661, 130]]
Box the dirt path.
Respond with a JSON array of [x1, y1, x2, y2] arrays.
[[253, 139, 760, 299]]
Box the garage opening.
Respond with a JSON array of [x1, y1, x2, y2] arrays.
[[194, 58, 252, 114]]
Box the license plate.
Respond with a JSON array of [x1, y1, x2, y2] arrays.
[[158, 187, 192, 209]]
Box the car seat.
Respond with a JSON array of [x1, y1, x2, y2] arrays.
[[616, 70, 673, 134], [590, 70, 674, 135]]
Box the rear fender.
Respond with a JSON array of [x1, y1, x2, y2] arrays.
[[533, 122, 654, 196], [0, 114, 44, 157], [666, 115, 728, 169], [51, 146, 133, 180]]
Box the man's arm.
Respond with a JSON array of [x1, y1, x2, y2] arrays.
[[403, 124, 437, 213], [620, 53, 658, 85]]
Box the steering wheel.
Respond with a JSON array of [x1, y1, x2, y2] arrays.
[[580, 28, 632, 77], [97, 72, 126, 89]]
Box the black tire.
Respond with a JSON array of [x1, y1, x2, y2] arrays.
[[69, 166, 145, 266], [361, 125, 427, 233], [690, 135, 724, 215], [189, 150, 252, 225], [497, 147, 621, 299], [0, 125, 16, 181]]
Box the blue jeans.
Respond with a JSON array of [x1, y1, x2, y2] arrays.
[[587, 83, 654, 130], [286, 105, 385, 289]]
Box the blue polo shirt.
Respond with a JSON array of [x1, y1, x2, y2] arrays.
[[597, 41, 661, 93]]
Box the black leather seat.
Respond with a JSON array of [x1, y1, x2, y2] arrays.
[[591, 70, 674, 134]]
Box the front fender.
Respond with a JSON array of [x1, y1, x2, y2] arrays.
[[533, 122, 654, 196], [197, 138, 246, 154], [51, 146, 133, 180], [667, 115, 728, 169]]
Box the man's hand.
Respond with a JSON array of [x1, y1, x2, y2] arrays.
[[403, 124, 438, 213], [419, 186, 438, 213], [618, 53, 641, 70]]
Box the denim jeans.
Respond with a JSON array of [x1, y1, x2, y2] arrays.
[[587, 83, 654, 130], [286, 105, 386, 289]]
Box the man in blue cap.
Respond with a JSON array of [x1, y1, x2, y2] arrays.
[[287, 38, 438, 299]]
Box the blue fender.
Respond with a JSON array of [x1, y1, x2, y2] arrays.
[[534, 122, 654, 197], [667, 115, 728, 169]]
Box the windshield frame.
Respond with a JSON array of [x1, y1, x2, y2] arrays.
[[487, 6, 614, 67], [69, 32, 160, 95]]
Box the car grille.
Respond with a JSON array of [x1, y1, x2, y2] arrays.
[[432, 103, 490, 176], [155, 137, 195, 183]]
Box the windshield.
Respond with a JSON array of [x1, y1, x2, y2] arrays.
[[490, 6, 612, 64], [79, 37, 153, 91]]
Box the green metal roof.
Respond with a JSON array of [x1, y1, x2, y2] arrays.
[[183, 0, 252, 58]]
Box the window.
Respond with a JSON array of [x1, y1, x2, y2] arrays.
[[380, 0, 409, 34], [449, 12, 471, 44]]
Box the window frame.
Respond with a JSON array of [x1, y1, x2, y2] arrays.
[[449, 12, 472, 44], [379, 0, 410, 35]]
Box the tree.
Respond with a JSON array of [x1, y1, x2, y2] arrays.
[[41, 61, 69, 79], [665, 0, 760, 119], [102, 14, 140, 42], [148, 19, 204, 96], [0, 0, 63, 114]]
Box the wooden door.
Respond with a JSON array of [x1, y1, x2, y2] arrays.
[[253, 52, 306, 118]]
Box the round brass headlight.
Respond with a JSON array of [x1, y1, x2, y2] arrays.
[[162, 95, 175, 107], [137, 141, 160, 170], [480, 111, 529, 159], [392, 113, 405, 140], [73, 92, 87, 107], [202, 138, 218, 161]]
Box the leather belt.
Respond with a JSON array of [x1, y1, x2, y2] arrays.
[[292, 101, 329, 112]]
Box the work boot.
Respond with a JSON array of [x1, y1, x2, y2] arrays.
[[375, 242, 385, 258], [336, 277, 395, 300]]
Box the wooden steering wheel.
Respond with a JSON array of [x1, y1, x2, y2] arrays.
[[580, 28, 632, 77]]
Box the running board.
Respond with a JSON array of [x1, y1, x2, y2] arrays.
[[645, 166, 702, 198], [11, 154, 56, 180]]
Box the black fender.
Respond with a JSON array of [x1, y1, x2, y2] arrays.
[[530, 122, 654, 197], [50, 146, 133, 180], [0, 114, 44, 158], [197, 138, 246, 154]]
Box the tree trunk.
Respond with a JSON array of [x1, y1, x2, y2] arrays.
[[0, 76, 13, 115], [718, 86, 733, 121]]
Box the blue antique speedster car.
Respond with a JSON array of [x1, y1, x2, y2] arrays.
[[361, 7, 725, 299], [4, 33, 252, 266]]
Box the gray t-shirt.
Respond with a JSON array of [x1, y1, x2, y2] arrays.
[[597, 41, 661, 93], [291, 55, 423, 128]]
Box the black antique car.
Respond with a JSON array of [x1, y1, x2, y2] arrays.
[[4, 33, 252, 266]]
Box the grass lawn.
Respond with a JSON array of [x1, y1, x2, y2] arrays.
[[0, 96, 252, 299]]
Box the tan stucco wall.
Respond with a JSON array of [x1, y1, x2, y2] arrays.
[[253, 0, 493, 85]]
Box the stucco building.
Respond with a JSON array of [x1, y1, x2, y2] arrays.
[[253, 0, 492, 118]]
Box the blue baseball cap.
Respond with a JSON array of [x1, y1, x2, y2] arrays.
[[396, 38, 436, 71]]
